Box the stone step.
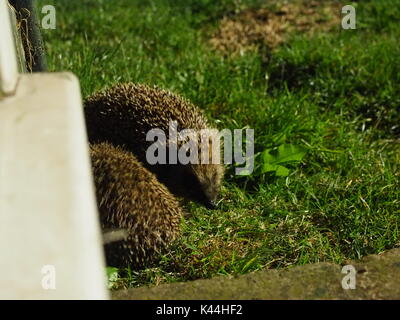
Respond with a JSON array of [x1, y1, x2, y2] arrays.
[[112, 248, 400, 300]]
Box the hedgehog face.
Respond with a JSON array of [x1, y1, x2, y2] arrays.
[[156, 163, 224, 209], [183, 131, 224, 208], [190, 163, 224, 208], [152, 164, 224, 209]]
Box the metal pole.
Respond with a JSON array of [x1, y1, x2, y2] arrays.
[[8, 0, 48, 72]]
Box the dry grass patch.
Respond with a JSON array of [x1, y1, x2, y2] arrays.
[[210, 0, 342, 56]]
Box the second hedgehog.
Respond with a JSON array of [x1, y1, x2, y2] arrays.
[[90, 142, 183, 267], [84, 83, 224, 209]]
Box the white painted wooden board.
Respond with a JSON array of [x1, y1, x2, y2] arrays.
[[0, 72, 109, 299], [8, 2, 27, 72], [0, 0, 19, 96]]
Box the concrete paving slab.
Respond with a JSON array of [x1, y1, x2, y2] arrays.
[[112, 248, 400, 300]]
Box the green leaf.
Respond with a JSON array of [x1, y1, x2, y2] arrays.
[[275, 144, 307, 163], [261, 144, 307, 176], [262, 163, 290, 176], [106, 267, 119, 289], [275, 165, 290, 176]]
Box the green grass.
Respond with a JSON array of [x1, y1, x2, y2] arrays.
[[37, 0, 400, 288]]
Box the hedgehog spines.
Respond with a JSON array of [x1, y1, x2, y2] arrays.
[[89, 142, 183, 268], [85, 83, 224, 208]]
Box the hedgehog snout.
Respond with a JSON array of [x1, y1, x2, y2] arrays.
[[199, 183, 219, 209], [195, 191, 217, 209], [204, 198, 217, 209]]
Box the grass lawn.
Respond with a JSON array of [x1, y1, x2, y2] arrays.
[[37, 0, 399, 289]]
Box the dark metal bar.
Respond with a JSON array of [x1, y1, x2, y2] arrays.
[[9, 0, 48, 72]]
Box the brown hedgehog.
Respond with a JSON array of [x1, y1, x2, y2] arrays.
[[84, 83, 224, 208], [89, 142, 183, 267]]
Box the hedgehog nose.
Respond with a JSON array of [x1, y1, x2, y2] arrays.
[[205, 199, 217, 209]]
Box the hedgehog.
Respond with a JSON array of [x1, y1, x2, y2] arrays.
[[84, 83, 224, 209], [89, 142, 183, 267]]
